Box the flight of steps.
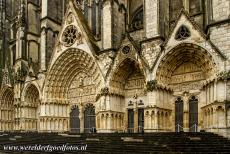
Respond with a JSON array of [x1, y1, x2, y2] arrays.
[[0, 132, 230, 154]]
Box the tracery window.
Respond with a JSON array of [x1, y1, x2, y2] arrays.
[[170, 0, 184, 21], [130, 6, 143, 30], [170, 0, 203, 20], [76, 0, 102, 38], [92, 0, 97, 35], [189, 0, 202, 15], [175, 25, 190, 40]]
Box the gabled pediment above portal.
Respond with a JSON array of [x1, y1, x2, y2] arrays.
[[49, 0, 100, 68], [106, 34, 149, 81], [163, 10, 226, 61], [116, 34, 149, 69]]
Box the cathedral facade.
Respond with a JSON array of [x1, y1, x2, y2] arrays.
[[0, 0, 230, 137]]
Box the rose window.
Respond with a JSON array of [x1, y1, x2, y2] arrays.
[[62, 25, 78, 47]]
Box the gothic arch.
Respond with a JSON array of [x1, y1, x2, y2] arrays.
[[21, 82, 41, 102], [0, 86, 14, 131], [109, 58, 146, 96], [22, 84, 40, 131], [129, 5, 143, 30], [41, 48, 104, 132], [69, 105, 80, 133], [155, 43, 217, 88], [43, 48, 104, 100], [189, 95, 199, 102], [84, 103, 96, 133]]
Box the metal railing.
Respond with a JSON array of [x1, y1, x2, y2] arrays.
[[175, 124, 198, 132]]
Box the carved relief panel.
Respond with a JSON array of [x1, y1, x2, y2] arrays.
[[170, 62, 205, 92], [124, 68, 145, 98], [68, 73, 96, 104]]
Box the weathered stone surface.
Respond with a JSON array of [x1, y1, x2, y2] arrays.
[[0, 0, 229, 137]]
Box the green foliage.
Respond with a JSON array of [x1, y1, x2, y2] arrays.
[[146, 80, 157, 92]]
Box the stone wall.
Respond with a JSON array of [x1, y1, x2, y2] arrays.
[[212, 0, 230, 21], [210, 23, 230, 68], [102, 1, 112, 49], [145, 0, 159, 38], [112, 2, 125, 49]]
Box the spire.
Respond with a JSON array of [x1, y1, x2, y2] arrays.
[[1, 64, 11, 87]]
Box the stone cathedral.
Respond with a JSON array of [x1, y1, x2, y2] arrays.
[[0, 0, 230, 137]]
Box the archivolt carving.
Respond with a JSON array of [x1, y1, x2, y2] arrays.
[[68, 72, 96, 104], [44, 48, 104, 103], [0, 86, 14, 130], [109, 58, 146, 97], [25, 84, 40, 106], [156, 43, 217, 92]]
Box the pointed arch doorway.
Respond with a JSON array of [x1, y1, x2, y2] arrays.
[[70, 106, 80, 133], [175, 96, 199, 132], [84, 104, 96, 133]]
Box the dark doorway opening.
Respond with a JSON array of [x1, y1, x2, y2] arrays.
[[128, 109, 134, 133], [189, 96, 198, 132], [84, 104, 96, 133], [70, 106, 80, 133], [175, 97, 184, 132], [138, 108, 144, 133]]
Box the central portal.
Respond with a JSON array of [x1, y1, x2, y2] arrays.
[[127, 108, 144, 133], [175, 96, 198, 132]]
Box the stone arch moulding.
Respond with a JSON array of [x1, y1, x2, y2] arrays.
[[153, 43, 218, 85], [108, 57, 147, 84], [21, 81, 41, 102], [108, 57, 147, 96], [0, 85, 14, 131], [43, 48, 105, 102]]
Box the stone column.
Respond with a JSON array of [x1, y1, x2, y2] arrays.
[[108, 113, 112, 132], [144, 112, 148, 131], [183, 95, 189, 132], [95, 1, 100, 37], [16, 27, 25, 59], [103, 115, 106, 130], [102, 0, 113, 49], [213, 109, 217, 128], [88, 1, 92, 30], [79, 105, 84, 133], [40, 28, 47, 71], [149, 113, 152, 130], [145, 0, 159, 38], [154, 109, 158, 131], [214, 80, 217, 101], [134, 108, 138, 133]]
